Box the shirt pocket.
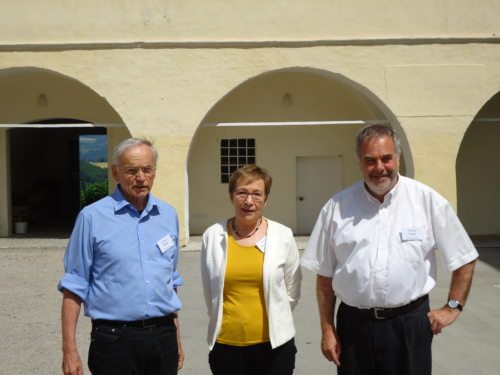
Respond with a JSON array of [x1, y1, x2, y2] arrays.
[[397, 240, 424, 264], [395, 226, 428, 263], [153, 234, 178, 267]]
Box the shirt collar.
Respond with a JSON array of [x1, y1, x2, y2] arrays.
[[111, 185, 160, 215], [387, 174, 402, 202]]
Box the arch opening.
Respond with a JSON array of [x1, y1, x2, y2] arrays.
[[0, 67, 130, 237], [187, 67, 410, 235], [457, 91, 500, 238]]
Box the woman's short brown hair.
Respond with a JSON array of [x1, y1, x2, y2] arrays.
[[228, 164, 273, 197]]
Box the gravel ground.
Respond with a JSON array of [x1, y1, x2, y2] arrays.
[[0, 246, 87, 374], [1, 240, 499, 375]]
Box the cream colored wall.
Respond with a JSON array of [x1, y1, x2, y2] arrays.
[[188, 125, 364, 234], [384, 62, 492, 206], [1, 3, 499, 238], [188, 68, 392, 233], [0, 68, 123, 124], [1, 43, 498, 239], [203, 69, 386, 123], [457, 122, 500, 235], [0, 67, 130, 235], [2, 1, 498, 44]]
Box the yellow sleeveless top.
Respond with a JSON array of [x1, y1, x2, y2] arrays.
[[216, 234, 270, 346]]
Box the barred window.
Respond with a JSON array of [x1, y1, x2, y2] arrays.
[[220, 138, 256, 183]]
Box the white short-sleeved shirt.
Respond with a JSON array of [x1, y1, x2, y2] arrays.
[[301, 175, 478, 309]]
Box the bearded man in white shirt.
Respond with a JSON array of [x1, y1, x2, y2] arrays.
[[301, 124, 478, 375]]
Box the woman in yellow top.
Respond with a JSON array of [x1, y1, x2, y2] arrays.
[[201, 164, 302, 375]]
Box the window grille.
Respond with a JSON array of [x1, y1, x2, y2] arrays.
[[220, 138, 256, 183]]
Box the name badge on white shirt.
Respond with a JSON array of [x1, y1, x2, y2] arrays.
[[256, 236, 267, 253], [157, 234, 175, 253], [401, 227, 425, 241]]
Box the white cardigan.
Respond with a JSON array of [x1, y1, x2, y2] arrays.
[[201, 218, 302, 349]]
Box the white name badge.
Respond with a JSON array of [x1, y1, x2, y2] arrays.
[[401, 227, 425, 241], [256, 236, 267, 253], [157, 234, 175, 253]]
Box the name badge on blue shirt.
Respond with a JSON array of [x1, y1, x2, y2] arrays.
[[401, 227, 425, 241], [157, 234, 176, 253]]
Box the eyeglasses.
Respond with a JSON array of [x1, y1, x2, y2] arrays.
[[234, 190, 266, 202], [123, 167, 156, 176]]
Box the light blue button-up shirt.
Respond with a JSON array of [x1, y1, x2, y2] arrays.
[[58, 187, 183, 320]]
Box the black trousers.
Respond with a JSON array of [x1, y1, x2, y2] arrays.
[[88, 324, 178, 375], [209, 338, 297, 375], [336, 299, 433, 375]]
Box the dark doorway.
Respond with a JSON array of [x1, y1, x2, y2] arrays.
[[10, 122, 107, 237]]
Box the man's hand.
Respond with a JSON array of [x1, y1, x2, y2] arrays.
[[177, 347, 185, 370], [316, 275, 340, 366], [428, 260, 476, 334], [321, 328, 341, 366], [173, 313, 184, 371], [62, 348, 84, 375], [428, 307, 460, 334], [61, 290, 83, 375]]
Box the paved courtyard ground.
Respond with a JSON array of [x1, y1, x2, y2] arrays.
[[0, 238, 499, 374]]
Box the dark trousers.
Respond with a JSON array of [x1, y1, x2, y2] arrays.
[[336, 299, 433, 375], [88, 324, 178, 375], [209, 338, 297, 375]]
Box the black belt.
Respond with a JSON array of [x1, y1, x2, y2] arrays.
[[342, 295, 428, 320], [92, 314, 176, 328]]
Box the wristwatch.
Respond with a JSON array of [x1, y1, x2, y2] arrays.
[[447, 299, 463, 311]]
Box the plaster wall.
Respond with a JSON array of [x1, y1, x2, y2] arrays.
[[400, 116, 473, 204], [202, 69, 384, 123], [0, 68, 123, 124], [457, 122, 500, 235], [188, 125, 364, 234], [2, 1, 499, 44], [1, 42, 499, 238]]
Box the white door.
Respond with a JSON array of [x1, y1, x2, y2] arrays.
[[296, 156, 343, 235]]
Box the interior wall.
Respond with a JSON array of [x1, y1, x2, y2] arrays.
[[189, 124, 364, 234], [457, 121, 500, 235], [10, 129, 75, 220]]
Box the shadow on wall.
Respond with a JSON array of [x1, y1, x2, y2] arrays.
[[475, 247, 500, 272]]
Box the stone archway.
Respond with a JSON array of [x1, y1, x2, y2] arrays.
[[457, 92, 500, 237], [187, 67, 408, 235], [0, 67, 130, 236]]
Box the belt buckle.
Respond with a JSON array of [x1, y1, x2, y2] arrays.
[[374, 308, 387, 320], [141, 319, 156, 328]]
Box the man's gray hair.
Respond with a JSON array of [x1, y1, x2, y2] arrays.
[[355, 124, 401, 158], [112, 138, 158, 167]]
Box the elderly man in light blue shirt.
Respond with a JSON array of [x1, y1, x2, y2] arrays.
[[58, 138, 184, 375]]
